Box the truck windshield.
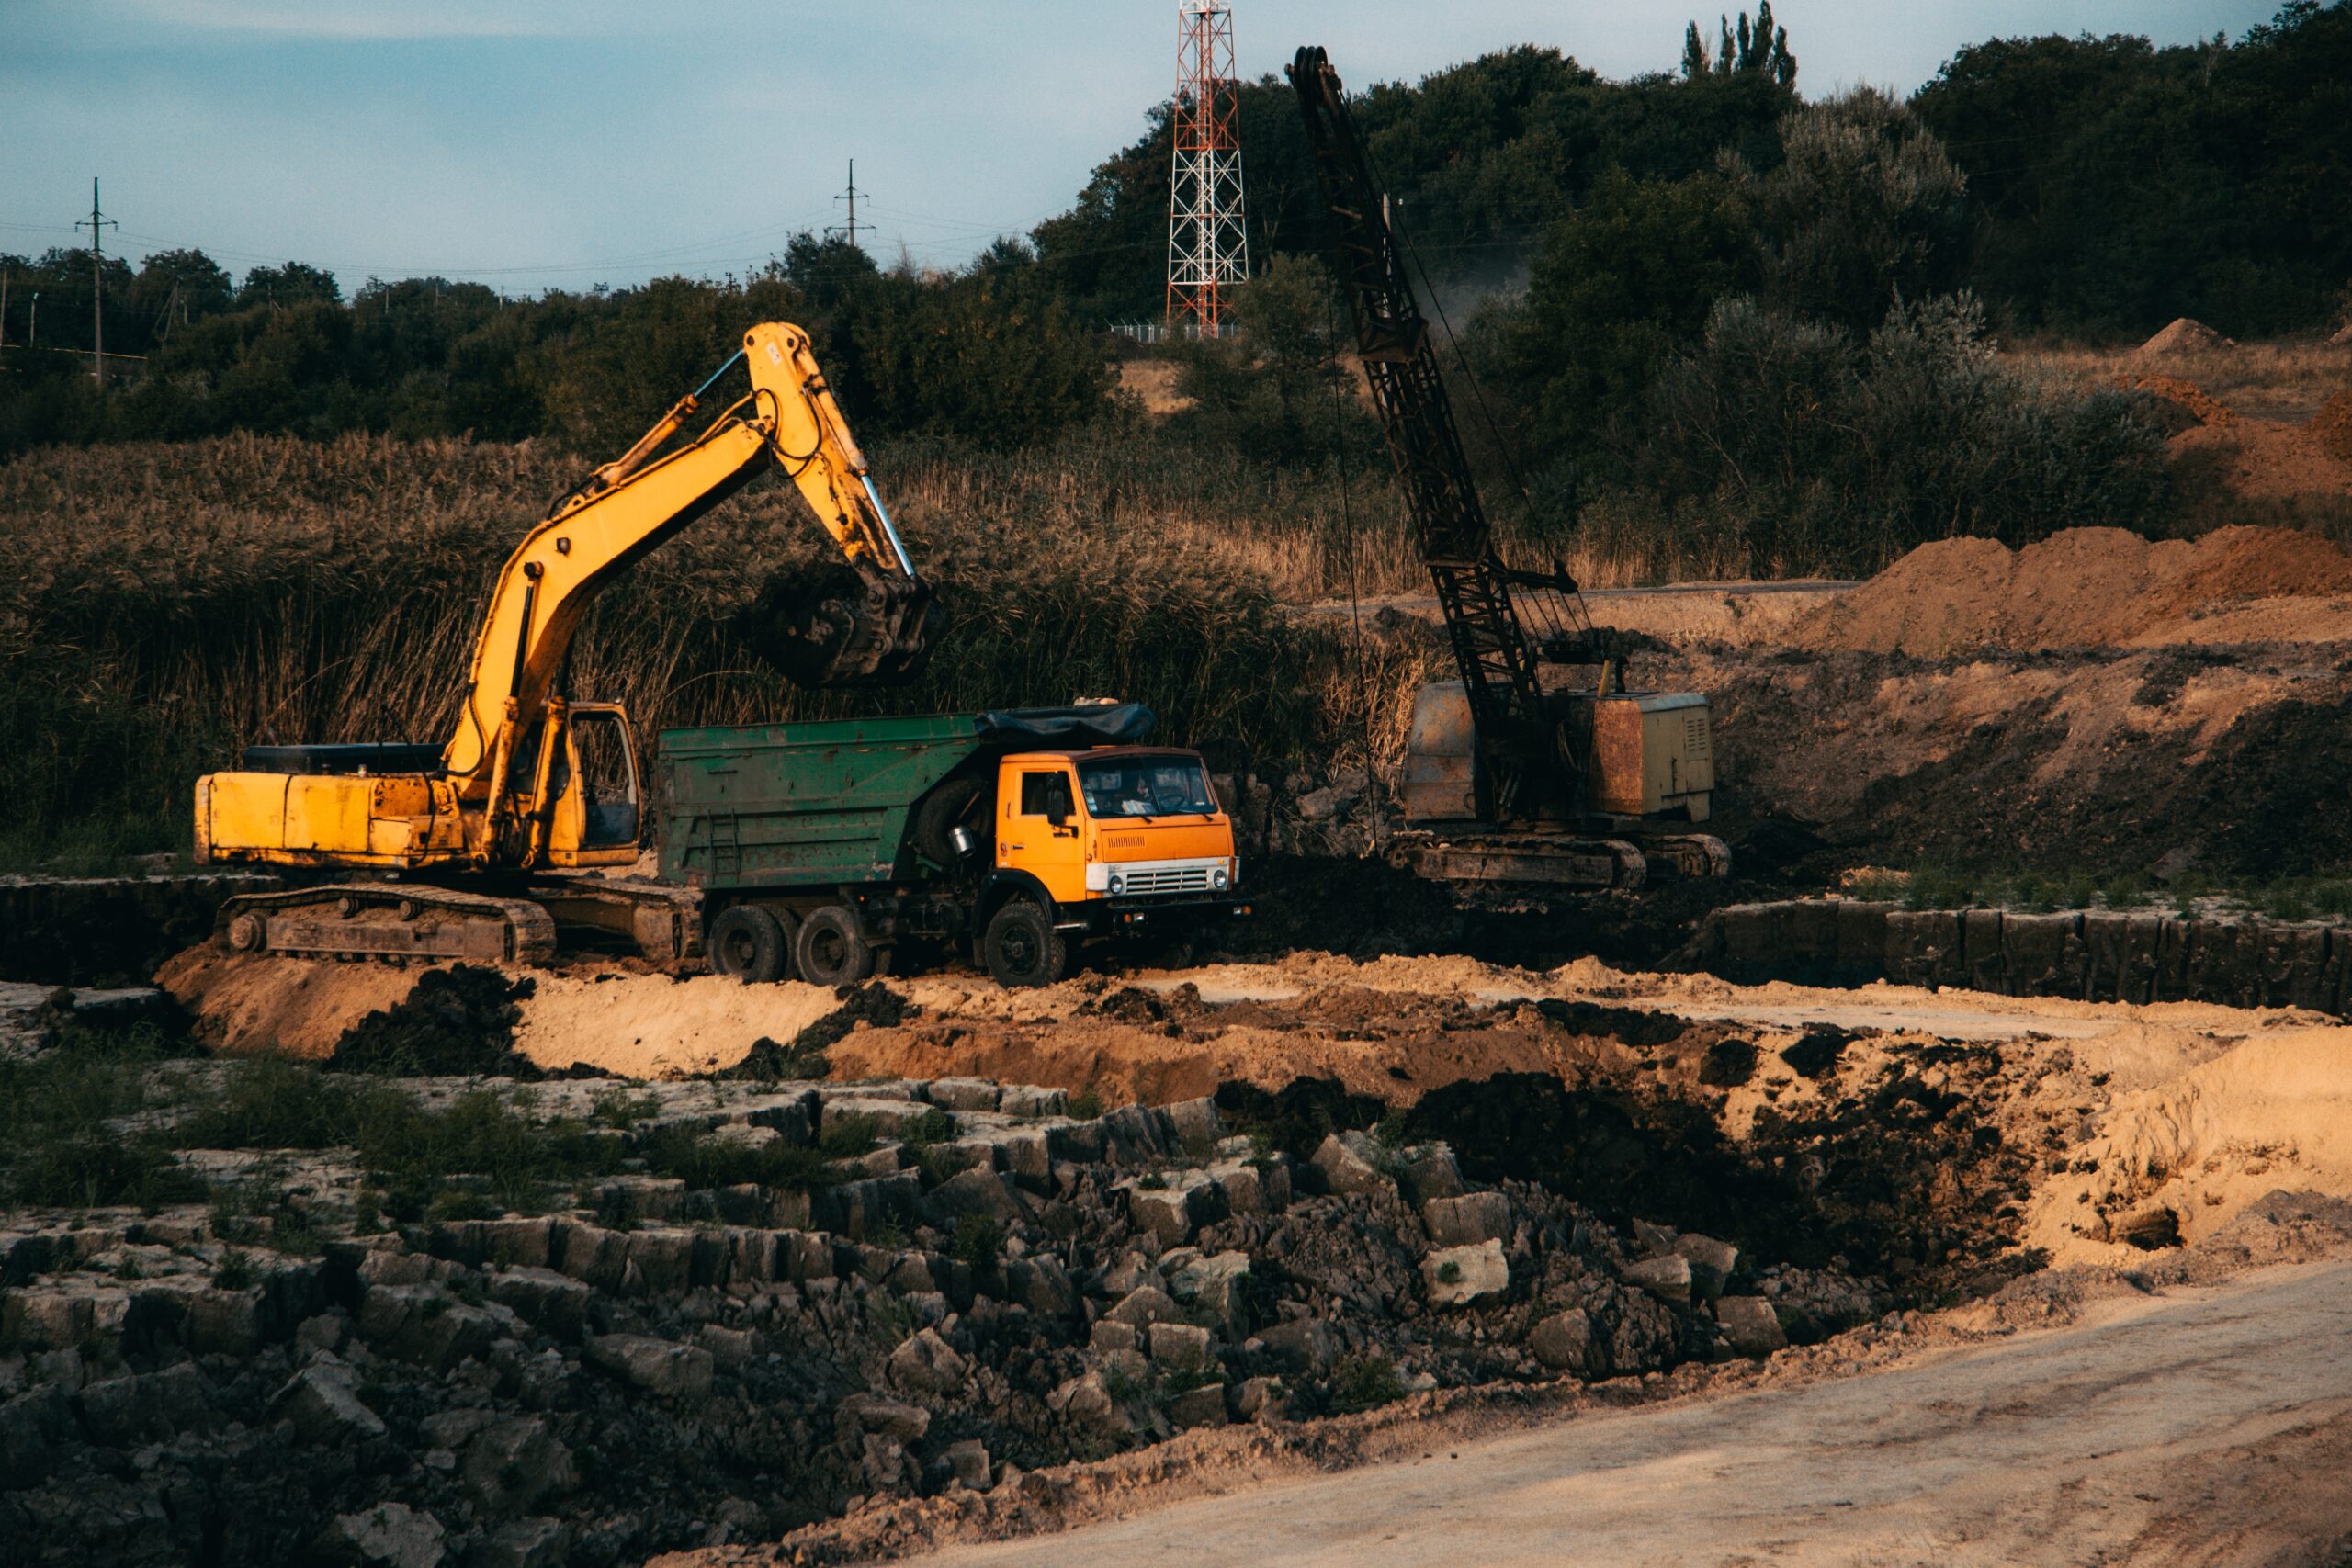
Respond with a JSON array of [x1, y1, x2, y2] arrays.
[[1077, 757, 1216, 819]]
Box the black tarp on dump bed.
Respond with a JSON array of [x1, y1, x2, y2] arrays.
[[975, 704, 1157, 747]]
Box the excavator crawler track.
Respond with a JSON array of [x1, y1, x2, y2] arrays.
[[215, 885, 559, 965]]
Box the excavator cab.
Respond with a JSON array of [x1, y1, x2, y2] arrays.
[[546, 705, 641, 858]]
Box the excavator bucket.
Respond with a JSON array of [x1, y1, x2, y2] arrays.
[[737, 561, 944, 687]]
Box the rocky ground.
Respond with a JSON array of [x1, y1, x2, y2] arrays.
[[11, 943, 2352, 1565]]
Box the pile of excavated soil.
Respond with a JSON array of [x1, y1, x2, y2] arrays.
[[2316, 389, 2352, 463], [2170, 414, 2352, 505], [2136, 317, 2234, 355], [1687, 638, 2352, 877], [1792, 525, 2352, 653], [159, 949, 849, 1076], [2028, 1026, 2352, 1263], [2114, 372, 2234, 428]]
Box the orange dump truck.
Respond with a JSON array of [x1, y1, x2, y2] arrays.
[[659, 704, 1246, 988]]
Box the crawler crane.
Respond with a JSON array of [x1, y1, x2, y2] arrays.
[[1291, 47, 1731, 889]]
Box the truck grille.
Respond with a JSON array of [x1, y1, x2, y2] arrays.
[[1119, 865, 1212, 896]]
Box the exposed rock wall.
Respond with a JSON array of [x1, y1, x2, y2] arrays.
[[1678, 899, 2352, 1012]]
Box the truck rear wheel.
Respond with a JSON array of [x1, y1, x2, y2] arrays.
[[796, 905, 876, 987], [710, 905, 789, 984], [983, 899, 1067, 989]]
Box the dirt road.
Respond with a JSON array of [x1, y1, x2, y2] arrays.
[[901, 1260, 2352, 1568]]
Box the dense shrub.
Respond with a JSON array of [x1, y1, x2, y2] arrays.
[[1605, 292, 2171, 574]]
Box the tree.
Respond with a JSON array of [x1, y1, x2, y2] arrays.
[[780, 231, 878, 313], [1171, 254, 1357, 465], [1685, 6, 1797, 86], [1476, 168, 1756, 491], [1738, 89, 1969, 331], [237, 261, 340, 309], [130, 249, 233, 340]]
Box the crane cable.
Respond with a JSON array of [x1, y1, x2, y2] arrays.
[[1325, 288, 1381, 856]]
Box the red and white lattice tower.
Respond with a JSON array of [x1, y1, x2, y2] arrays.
[[1166, 0, 1249, 335]]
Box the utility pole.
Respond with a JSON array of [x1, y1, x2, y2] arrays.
[[28, 292, 38, 350], [75, 177, 117, 387], [828, 160, 872, 249]]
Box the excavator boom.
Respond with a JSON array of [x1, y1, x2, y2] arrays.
[[446, 321, 933, 785]]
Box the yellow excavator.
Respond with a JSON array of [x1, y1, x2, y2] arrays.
[[193, 321, 939, 964]]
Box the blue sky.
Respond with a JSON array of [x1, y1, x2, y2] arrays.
[[2, 1, 2283, 294]]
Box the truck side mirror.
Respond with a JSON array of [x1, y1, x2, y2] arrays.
[[1046, 781, 1072, 827]]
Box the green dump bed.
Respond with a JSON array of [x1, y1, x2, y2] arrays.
[[657, 712, 989, 890]]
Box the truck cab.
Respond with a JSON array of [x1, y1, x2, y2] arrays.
[[983, 747, 1240, 981]]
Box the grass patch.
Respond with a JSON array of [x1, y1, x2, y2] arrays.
[[634, 1125, 832, 1192]]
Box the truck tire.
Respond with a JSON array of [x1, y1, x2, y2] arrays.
[[796, 905, 876, 987], [912, 778, 985, 867], [983, 899, 1067, 989], [710, 905, 789, 984]]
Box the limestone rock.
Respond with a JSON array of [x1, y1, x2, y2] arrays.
[[324, 1502, 447, 1568], [942, 1438, 993, 1490], [1147, 1321, 1216, 1371], [1674, 1233, 1738, 1301], [1717, 1295, 1789, 1356], [888, 1326, 968, 1395], [1530, 1308, 1596, 1374], [1423, 1190, 1510, 1247], [1309, 1132, 1391, 1196], [1170, 1382, 1228, 1427], [463, 1416, 576, 1513], [1623, 1253, 1692, 1303], [273, 1364, 386, 1446], [585, 1334, 715, 1399], [1422, 1239, 1509, 1307], [1104, 1284, 1183, 1327]]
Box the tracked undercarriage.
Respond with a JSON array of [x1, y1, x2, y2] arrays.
[[1386, 827, 1734, 891], [213, 875, 704, 967]]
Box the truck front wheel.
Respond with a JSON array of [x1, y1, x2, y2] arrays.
[[797, 905, 876, 987], [983, 900, 1068, 989], [710, 905, 790, 984]]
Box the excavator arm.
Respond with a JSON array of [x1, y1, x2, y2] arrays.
[[443, 321, 934, 788]]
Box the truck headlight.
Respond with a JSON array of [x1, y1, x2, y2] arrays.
[[1212, 866, 1230, 890], [1108, 873, 1125, 896]]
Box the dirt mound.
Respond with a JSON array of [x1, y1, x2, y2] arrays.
[[2170, 415, 2352, 508], [2029, 1028, 2352, 1262], [325, 964, 539, 1077], [2136, 317, 2234, 355], [2115, 372, 2234, 428], [1793, 525, 2352, 653], [2316, 389, 2352, 463]]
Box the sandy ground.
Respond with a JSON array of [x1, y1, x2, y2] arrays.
[[892, 1258, 2352, 1568]]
